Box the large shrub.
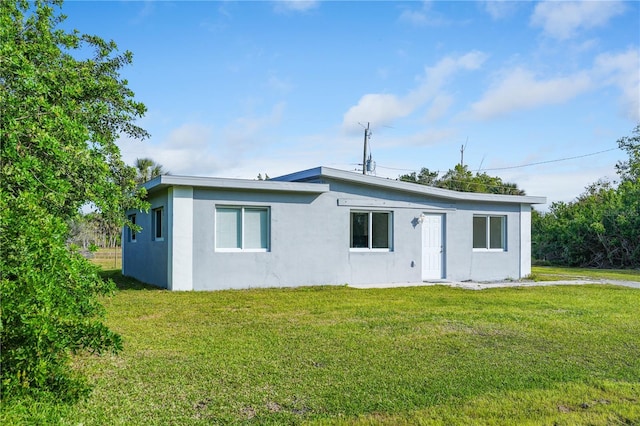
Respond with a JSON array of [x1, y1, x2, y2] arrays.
[[1, 0, 148, 400]]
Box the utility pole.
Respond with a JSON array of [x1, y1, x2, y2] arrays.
[[362, 122, 370, 175], [460, 137, 468, 167]]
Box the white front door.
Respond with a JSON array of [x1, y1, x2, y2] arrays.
[[422, 214, 444, 280]]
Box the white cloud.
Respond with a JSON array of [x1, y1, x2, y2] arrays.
[[273, 0, 319, 14], [425, 94, 454, 122], [128, 0, 155, 24], [594, 48, 640, 122], [482, 1, 518, 20], [531, 0, 626, 40], [117, 102, 287, 177], [468, 47, 639, 121], [221, 102, 286, 160], [468, 68, 592, 120], [342, 94, 414, 132], [398, 1, 449, 27], [117, 123, 223, 176], [267, 74, 293, 94], [342, 51, 487, 132]]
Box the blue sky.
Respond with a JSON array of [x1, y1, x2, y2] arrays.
[[63, 0, 639, 208]]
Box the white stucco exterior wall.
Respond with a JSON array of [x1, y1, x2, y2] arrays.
[[167, 186, 194, 291], [123, 169, 545, 290], [520, 204, 532, 279]]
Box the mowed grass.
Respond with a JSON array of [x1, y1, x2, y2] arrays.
[[88, 248, 122, 270], [3, 267, 639, 425], [531, 265, 640, 282]]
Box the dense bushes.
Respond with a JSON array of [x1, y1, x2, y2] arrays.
[[1, 0, 147, 401], [533, 125, 640, 268]]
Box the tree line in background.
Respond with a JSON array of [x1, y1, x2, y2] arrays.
[[68, 212, 121, 249], [532, 125, 639, 269], [399, 164, 526, 195]]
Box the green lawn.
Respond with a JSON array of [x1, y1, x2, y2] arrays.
[[531, 265, 640, 283], [3, 269, 639, 425]]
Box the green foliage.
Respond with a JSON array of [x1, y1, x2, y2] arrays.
[[398, 167, 439, 186], [134, 157, 167, 184], [615, 124, 640, 182], [1, 0, 148, 400], [0, 196, 122, 400], [532, 125, 640, 268], [399, 164, 525, 195]]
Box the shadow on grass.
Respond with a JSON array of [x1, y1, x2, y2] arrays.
[[98, 269, 163, 291]]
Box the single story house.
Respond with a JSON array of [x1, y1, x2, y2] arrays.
[[122, 166, 546, 290]]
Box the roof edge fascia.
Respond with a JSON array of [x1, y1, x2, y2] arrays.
[[142, 174, 329, 194], [275, 166, 547, 205]]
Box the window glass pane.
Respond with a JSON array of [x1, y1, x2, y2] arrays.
[[350, 212, 369, 248], [372, 212, 390, 248], [154, 209, 162, 239], [129, 214, 136, 241], [244, 208, 268, 249], [473, 216, 487, 248], [216, 208, 241, 249], [490, 216, 504, 249]]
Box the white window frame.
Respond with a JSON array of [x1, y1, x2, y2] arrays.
[[152, 207, 164, 241], [215, 206, 270, 252], [473, 215, 506, 251], [349, 210, 393, 252], [128, 214, 137, 243]]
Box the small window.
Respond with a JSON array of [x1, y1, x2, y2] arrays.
[[128, 214, 137, 242], [215, 206, 269, 251], [153, 207, 164, 241], [473, 215, 505, 250], [350, 211, 392, 250]]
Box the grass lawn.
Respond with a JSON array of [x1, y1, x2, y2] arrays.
[[531, 265, 640, 282], [3, 267, 639, 425]]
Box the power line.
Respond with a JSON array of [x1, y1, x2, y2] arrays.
[[477, 147, 619, 172], [375, 164, 422, 172], [375, 146, 619, 175]]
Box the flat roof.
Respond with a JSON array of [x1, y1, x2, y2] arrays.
[[140, 167, 546, 205], [142, 174, 330, 194], [273, 166, 547, 205]]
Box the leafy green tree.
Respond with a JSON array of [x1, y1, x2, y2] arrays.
[[615, 124, 640, 182], [400, 164, 525, 195], [399, 167, 439, 186], [437, 164, 475, 192], [134, 157, 167, 184], [1, 0, 148, 400], [472, 171, 526, 195], [532, 125, 640, 268]]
